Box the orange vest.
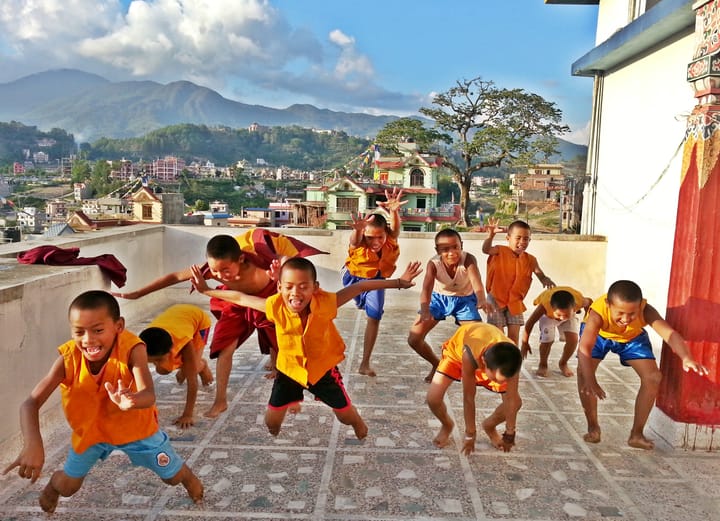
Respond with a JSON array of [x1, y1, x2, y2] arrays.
[[59, 329, 158, 454], [486, 245, 537, 314], [587, 294, 648, 342], [147, 304, 211, 372], [441, 322, 511, 393], [534, 286, 586, 318], [265, 290, 345, 387], [344, 236, 399, 279]]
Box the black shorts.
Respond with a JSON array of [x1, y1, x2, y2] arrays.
[[269, 367, 351, 410]]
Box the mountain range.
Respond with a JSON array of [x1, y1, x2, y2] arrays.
[[0, 69, 587, 160]]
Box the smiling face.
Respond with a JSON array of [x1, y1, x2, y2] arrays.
[[506, 226, 531, 255], [278, 265, 319, 314], [69, 307, 124, 365], [435, 235, 463, 267], [206, 256, 242, 283], [363, 224, 388, 253], [551, 307, 573, 321], [607, 297, 642, 328]]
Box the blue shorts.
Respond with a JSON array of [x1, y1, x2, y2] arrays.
[[580, 323, 655, 366], [63, 430, 184, 480], [427, 292, 481, 322], [341, 269, 385, 320]]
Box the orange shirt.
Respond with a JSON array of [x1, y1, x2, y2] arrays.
[[265, 289, 346, 387], [146, 304, 211, 372], [486, 245, 538, 314], [534, 286, 586, 319], [344, 236, 399, 279], [59, 329, 158, 454], [587, 294, 648, 342]]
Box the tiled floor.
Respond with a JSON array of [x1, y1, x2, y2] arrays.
[[1, 294, 719, 521]]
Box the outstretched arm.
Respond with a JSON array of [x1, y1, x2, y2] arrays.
[[644, 304, 709, 375], [191, 262, 267, 311], [482, 217, 500, 255], [465, 254, 490, 313], [417, 261, 437, 323], [532, 260, 555, 288], [520, 304, 545, 358], [336, 261, 422, 307], [113, 267, 194, 300]]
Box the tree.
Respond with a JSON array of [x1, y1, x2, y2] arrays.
[[419, 77, 569, 226], [374, 117, 450, 153]]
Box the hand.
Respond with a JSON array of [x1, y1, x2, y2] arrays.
[[105, 380, 138, 410], [486, 217, 500, 235], [398, 261, 423, 288], [416, 308, 433, 323], [461, 433, 476, 456], [267, 258, 282, 282], [579, 379, 606, 400], [542, 276, 556, 289], [3, 445, 45, 483], [190, 265, 211, 293], [350, 212, 375, 232], [682, 358, 709, 376], [521, 341, 532, 359], [500, 431, 516, 452], [174, 414, 195, 429], [376, 187, 408, 213], [476, 299, 492, 314]]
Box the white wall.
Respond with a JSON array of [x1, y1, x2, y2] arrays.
[[596, 0, 631, 44]]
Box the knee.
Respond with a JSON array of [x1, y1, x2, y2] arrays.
[[407, 332, 421, 349], [52, 471, 83, 497], [642, 369, 662, 389], [162, 465, 187, 487]]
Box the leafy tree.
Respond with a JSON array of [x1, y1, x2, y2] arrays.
[[419, 77, 568, 226], [195, 199, 209, 211], [374, 117, 450, 153], [71, 160, 92, 184]]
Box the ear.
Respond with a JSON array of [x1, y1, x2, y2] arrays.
[[312, 281, 320, 293], [116, 317, 125, 332]]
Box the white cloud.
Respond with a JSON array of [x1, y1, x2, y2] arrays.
[[564, 120, 590, 146], [329, 29, 354, 47]]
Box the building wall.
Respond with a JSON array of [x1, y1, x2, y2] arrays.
[[596, 0, 631, 43]]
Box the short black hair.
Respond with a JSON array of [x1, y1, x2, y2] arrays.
[[281, 257, 317, 282], [550, 290, 576, 310], [139, 327, 173, 357], [206, 235, 241, 261], [367, 212, 390, 231], [69, 290, 120, 321], [607, 280, 643, 304], [507, 220, 531, 233], [434, 228, 462, 244], [483, 342, 522, 378]]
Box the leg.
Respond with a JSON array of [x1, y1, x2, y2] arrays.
[[162, 463, 204, 503], [358, 317, 380, 377], [558, 332, 578, 377], [265, 406, 289, 436], [577, 357, 603, 443], [506, 324, 521, 346], [198, 358, 214, 386], [536, 342, 552, 377], [334, 406, 368, 440], [205, 343, 235, 418], [626, 359, 662, 450], [482, 375, 522, 450], [39, 471, 84, 513], [264, 346, 278, 379], [426, 372, 455, 447], [407, 318, 441, 382]]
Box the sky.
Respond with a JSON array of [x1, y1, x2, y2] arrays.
[[0, 0, 598, 144]]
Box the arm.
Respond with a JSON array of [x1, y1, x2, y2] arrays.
[[417, 261, 437, 323], [461, 347, 479, 455], [190, 264, 267, 311], [376, 187, 407, 239], [464, 254, 490, 313], [113, 267, 194, 300], [336, 261, 422, 308], [481, 217, 500, 255], [175, 343, 199, 428], [520, 304, 545, 358], [644, 305, 709, 375], [532, 260, 555, 289], [498, 373, 521, 452], [577, 310, 606, 399], [348, 213, 370, 248], [3, 356, 65, 483], [105, 343, 156, 410]]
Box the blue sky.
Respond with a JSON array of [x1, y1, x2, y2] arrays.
[[0, 1, 598, 143]]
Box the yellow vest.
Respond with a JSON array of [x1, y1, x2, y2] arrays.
[[534, 286, 586, 318], [344, 237, 400, 278], [587, 294, 648, 342], [147, 304, 211, 372]]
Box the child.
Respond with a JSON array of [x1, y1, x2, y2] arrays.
[[577, 280, 708, 450], [427, 322, 522, 455], [520, 286, 592, 378], [191, 257, 422, 439], [408, 228, 490, 382], [343, 187, 406, 377], [140, 303, 213, 428], [2, 291, 203, 513], [482, 218, 555, 345], [116, 228, 326, 418]]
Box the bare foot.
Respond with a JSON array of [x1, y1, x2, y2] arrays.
[[559, 363, 574, 377], [352, 418, 368, 440], [482, 419, 504, 450], [535, 366, 549, 378], [424, 367, 436, 383], [199, 362, 214, 386], [432, 421, 454, 448], [628, 434, 655, 450], [287, 403, 302, 414], [204, 402, 228, 418], [583, 428, 601, 444], [358, 365, 377, 377], [39, 485, 60, 513]]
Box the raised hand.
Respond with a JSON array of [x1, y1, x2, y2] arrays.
[[350, 212, 375, 232], [485, 217, 500, 235], [267, 258, 282, 282], [398, 261, 423, 288], [105, 380, 137, 410], [376, 187, 408, 213], [190, 264, 211, 293]]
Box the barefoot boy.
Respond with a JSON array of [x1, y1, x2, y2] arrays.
[[140, 303, 214, 428], [577, 280, 708, 450], [521, 286, 592, 378], [192, 257, 422, 439], [408, 228, 490, 382], [2, 291, 203, 513], [482, 218, 555, 345], [427, 322, 522, 455]]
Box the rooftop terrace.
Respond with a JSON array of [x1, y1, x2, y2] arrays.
[[0, 226, 717, 521]]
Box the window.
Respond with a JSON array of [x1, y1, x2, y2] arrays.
[[142, 205, 152, 220], [336, 197, 358, 213], [416, 198, 426, 210], [410, 168, 424, 187]]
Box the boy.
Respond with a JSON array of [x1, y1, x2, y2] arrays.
[[408, 228, 490, 382], [482, 218, 555, 345], [521, 286, 592, 378], [2, 291, 203, 513], [577, 280, 708, 450], [427, 322, 522, 455], [191, 257, 422, 439], [140, 303, 213, 428], [116, 228, 326, 418]]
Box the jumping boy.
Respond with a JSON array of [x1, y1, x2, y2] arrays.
[[408, 228, 490, 382], [577, 280, 708, 450], [140, 303, 213, 428], [521, 286, 592, 378], [427, 322, 522, 455], [2, 291, 203, 513], [482, 218, 555, 345], [116, 228, 326, 418], [191, 257, 422, 439]]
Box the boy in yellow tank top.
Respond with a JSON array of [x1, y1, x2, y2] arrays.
[[3, 291, 202, 512], [578, 280, 707, 450]]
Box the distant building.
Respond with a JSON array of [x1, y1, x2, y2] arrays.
[[209, 200, 230, 214], [111, 159, 136, 181], [13, 162, 24, 175], [17, 207, 46, 233], [73, 183, 92, 201], [148, 156, 185, 182], [32, 151, 49, 163], [45, 199, 67, 220], [130, 187, 184, 224]]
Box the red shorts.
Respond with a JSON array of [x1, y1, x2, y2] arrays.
[[209, 281, 278, 358], [436, 357, 506, 393]]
